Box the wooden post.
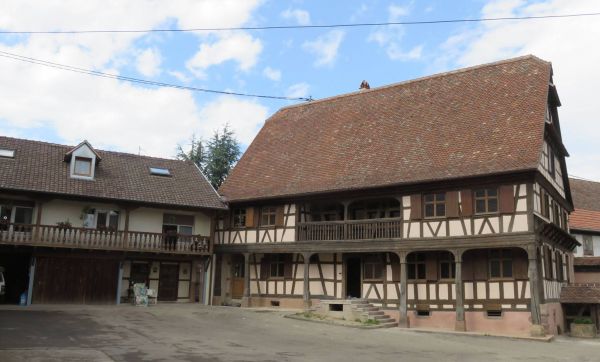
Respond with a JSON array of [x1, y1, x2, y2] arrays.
[[26, 256, 36, 306], [303, 252, 312, 310], [241, 253, 251, 307], [527, 245, 545, 336], [397, 252, 409, 328], [33, 201, 43, 241], [122, 208, 130, 247], [453, 249, 466, 331], [116, 261, 123, 305]]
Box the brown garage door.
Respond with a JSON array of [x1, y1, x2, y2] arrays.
[[33, 256, 119, 304]]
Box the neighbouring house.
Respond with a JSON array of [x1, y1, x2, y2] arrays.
[[0, 137, 225, 304], [562, 178, 600, 331], [211, 55, 579, 337]]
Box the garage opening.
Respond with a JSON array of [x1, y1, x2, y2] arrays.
[[0, 251, 31, 304]]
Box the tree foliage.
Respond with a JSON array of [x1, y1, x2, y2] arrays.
[[176, 126, 241, 189]]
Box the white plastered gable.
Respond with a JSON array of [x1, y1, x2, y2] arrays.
[[65, 140, 100, 181]]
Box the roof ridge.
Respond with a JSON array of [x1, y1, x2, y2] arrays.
[[278, 54, 548, 112], [0, 135, 183, 163]]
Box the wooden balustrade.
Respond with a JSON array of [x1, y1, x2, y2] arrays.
[[296, 218, 402, 241], [0, 222, 210, 254]]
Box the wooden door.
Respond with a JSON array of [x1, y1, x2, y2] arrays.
[[158, 263, 179, 301], [230, 255, 245, 299]]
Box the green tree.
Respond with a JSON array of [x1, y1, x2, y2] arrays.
[[204, 125, 241, 189], [176, 134, 207, 171]]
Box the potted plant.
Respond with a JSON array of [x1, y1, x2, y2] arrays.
[[570, 317, 597, 338], [56, 221, 72, 230]]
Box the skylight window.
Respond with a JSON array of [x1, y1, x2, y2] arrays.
[[0, 149, 15, 158], [150, 167, 171, 176]]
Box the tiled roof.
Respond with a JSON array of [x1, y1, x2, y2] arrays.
[[219, 55, 553, 201], [0, 136, 226, 210], [560, 285, 600, 304], [569, 178, 600, 212], [570, 209, 600, 233]]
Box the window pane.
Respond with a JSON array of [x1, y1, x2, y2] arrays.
[[487, 188, 497, 197], [490, 260, 501, 278], [108, 213, 119, 230], [14, 207, 33, 224], [270, 263, 278, 277], [374, 264, 383, 279], [436, 204, 445, 217], [475, 189, 485, 198], [475, 200, 486, 213], [408, 265, 416, 279], [488, 199, 498, 212], [502, 260, 513, 278], [417, 264, 426, 279], [424, 194, 434, 202], [96, 212, 107, 229], [179, 226, 193, 235], [436, 193, 446, 201], [425, 204, 434, 217], [440, 263, 449, 279], [74, 157, 92, 175]]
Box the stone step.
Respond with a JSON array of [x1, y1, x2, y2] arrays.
[[371, 315, 391, 321], [349, 299, 369, 304], [362, 310, 385, 317], [355, 306, 378, 312], [378, 321, 398, 328]]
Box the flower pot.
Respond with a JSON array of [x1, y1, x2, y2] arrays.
[[570, 323, 597, 338]]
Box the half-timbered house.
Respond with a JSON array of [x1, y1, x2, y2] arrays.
[[212, 55, 579, 336], [562, 177, 600, 331], [0, 137, 225, 304]]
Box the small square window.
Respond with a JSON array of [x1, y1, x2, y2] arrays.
[[261, 206, 277, 227], [424, 193, 446, 218], [0, 149, 15, 158], [74, 157, 92, 176], [474, 188, 498, 214]]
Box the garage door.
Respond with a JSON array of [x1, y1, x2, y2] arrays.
[[33, 256, 119, 304]]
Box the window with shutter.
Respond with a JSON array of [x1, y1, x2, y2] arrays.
[[363, 254, 384, 281], [410, 194, 422, 220], [446, 191, 459, 218], [438, 251, 455, 280], [461, 190, 473, 216], [498, 185, 515, 214], [474, 188, 498, 214], [424, 193, 446, 218], [407, 253, 426, 280]]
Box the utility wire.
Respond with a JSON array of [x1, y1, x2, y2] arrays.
[[0, 50, 311, 101], [0, 12, 598, 34]]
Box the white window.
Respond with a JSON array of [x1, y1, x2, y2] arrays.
[[0, 149, 14, 158], [150, 167, 170, 176], [96, 210, 119, 231], [74, 157, 93, 176]]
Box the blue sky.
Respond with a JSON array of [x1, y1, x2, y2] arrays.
[[0, 0, 599, 180]]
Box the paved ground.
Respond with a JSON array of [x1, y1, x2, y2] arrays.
[[0, 304, 599, 362]]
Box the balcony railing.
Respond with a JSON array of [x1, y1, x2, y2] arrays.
[[0, 223, 210, 255], [296, 218, 402, 241]]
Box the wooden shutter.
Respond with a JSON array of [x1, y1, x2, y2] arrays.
[[260, 255, 270, 280], [426, 253, 438, 281], [410, 194, 422, 220], [245, 207, 259, 228], [473, 250, 488, 280], [499, 185, 515, 214], [275, 206, 285, 227], [283, 254, 293, 279], [513, 253, 528, 279], [446, 191, 459, 218], [460, 189, 473, 216], [390, 253, 400, 282]]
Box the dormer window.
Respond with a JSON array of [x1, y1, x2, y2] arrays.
[[150, 167, 171, 176], [65, 140, 100, 180], [0, 149, 15, 158], [74, 157, 93, 176]]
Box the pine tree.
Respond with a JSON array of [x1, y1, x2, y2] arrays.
[[204, 125, 241, 189], [176, 134, 207, 171]]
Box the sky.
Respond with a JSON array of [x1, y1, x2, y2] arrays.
[[0, 0, 599, 181]]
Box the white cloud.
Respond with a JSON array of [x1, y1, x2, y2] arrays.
[[368, 4, 423, 61], [263, 66, 282, 81], [168, 70, 192, 84], [0, 0, 266, 156], [281, 8, 311, 25], [437, 0, 600, 180], [302, 30, 345, 67], [286, 83, 310, 98], [135, 48, 162, 77], [186, 32, 263, 78]]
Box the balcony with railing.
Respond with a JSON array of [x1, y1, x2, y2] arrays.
[[296, 198, 403, 242], [0, 223, 211, 255]]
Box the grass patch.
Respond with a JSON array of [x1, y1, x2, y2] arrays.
[[362, 319, 380, 326]]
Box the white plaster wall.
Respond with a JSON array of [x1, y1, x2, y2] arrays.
[[41, 199, 123, 228], [573, 233, 600, 257]]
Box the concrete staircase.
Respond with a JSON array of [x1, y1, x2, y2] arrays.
[[349, 299, 397, 328]]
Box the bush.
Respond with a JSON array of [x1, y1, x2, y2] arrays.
[[573, 318, 594, 325]]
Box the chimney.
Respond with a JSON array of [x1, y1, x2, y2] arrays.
[[359, 80, 370, 90]]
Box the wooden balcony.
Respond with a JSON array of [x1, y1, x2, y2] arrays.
[[0, 223, 211, 255], [296, 218, 402, 242]]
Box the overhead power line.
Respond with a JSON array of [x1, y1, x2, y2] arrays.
[[0, 50, 311, 102], [0, 12, 598, 34]]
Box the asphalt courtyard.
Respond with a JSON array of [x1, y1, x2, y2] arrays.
[[0, 304, 599, 362]]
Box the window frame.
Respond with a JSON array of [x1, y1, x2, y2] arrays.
[[407, 253, 426, 281], [73, 156, 93, 177], [232, 208, 247, 228], [362, 255, 384, 281], [438, 252, 456, 280], [583, 235, 594, 256], [488, 249, 513, 280], [260, 206, 277, 227], [474, 188, 499, 215], [269, 254, 285, 279], [423, 193, 446, 218]]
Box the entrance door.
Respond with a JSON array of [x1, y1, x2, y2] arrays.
[[230, 254, 245, 299], [346, 257, 361, 298], [158, 263, 179, 301]]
